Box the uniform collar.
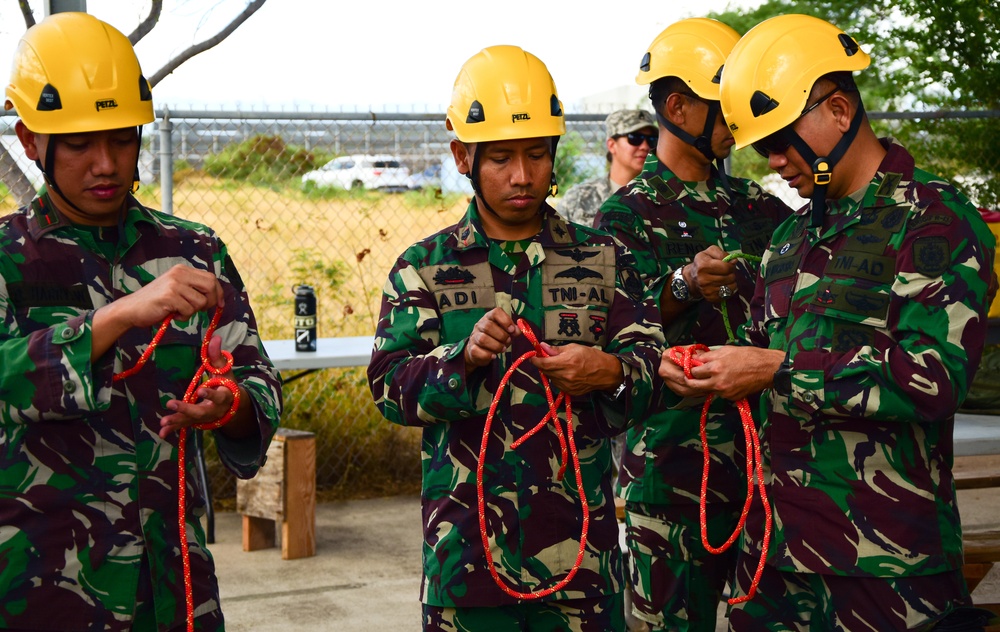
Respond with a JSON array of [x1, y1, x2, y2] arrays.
[[827, 138, 915, 217], [635, 152, 734, 207], [452, 198, 584, 250], [27, 192, 160, 242]]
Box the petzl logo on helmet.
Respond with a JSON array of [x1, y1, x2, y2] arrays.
[[512, 112, 531, 123], [95, 98, 119, 112]]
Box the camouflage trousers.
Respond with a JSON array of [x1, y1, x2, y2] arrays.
[[130, 551, 226, 632], [728, 550, 971, 631], [624, 502, 740, 632], [422, 593, 625, 631]]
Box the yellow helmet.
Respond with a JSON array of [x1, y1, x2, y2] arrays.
[[5, 12, 154, 134], [446, 45, 565, 144], [636, 18, 740, 101], [720, 14, 870, 150]]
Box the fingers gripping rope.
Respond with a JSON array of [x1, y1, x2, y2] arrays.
[[666, 344, 772, 604], [718, 252, 762, 343], [113, 307, 240, 631], [476, 319, 589, 600]]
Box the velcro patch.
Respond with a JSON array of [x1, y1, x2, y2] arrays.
[[831, 323, 876, 352], [912, 236, 950, 277], [813, 281, 889, 320], [8, 282, 93, 309]]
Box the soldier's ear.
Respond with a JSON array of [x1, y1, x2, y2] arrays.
[[15, 120, 42, 161], [449, 139, 472, 175]]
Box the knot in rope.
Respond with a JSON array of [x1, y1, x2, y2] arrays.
[[113, 307, 240, 631], [667, 343, 771, 604], [476, 318, 589, 600]]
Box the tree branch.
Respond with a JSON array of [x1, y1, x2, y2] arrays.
[[127, 0, 163, 45], [147, 0, 267, 87], [17, 0, 34, 28]]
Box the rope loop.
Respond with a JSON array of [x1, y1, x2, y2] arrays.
[[112, 306, 240, 631], [476, 318, 589, 600], [667, 343, 772, 604]]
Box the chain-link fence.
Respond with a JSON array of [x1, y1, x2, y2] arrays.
[[1, 108, 998, 504]]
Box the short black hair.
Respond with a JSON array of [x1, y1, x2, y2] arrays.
[[648, 76, 689, 114], [817, 71, 862, 107]]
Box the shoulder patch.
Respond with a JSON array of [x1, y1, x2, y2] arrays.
[[874, 172, 903, 199], [912, 236, 950, 277], [617, 265, 645, 303], [908, 212, 954, 231], [600, 210, 634, 227], [646, 175, 677, 202]]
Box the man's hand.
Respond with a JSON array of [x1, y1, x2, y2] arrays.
[[688, 245, 737, 303], [530, 343, 622, 396], [158, 335, 240, 439], [464, 307, 520, 373], [92, 265, 224, 360], [659, 345, 784, 401]]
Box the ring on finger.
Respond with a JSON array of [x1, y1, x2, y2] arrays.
[[719, 285, 733, 299]]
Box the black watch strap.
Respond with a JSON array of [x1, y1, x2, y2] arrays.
[[773, 355, 792, 396]]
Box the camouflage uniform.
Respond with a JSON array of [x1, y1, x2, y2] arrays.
[[0, 193, 283, 631], [731, 139, 995, 628], [368, 200, 664, 620], [597, 153, 791, 631], [559, 175, 616, 227]]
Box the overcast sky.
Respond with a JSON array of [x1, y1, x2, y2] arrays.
[[1, 0, 760, 112]]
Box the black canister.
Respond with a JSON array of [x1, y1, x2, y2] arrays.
[[293, 284, 317, 352]]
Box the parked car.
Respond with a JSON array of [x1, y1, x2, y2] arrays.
[[407, 163, 442, 190], [301, 154, 410, 191]]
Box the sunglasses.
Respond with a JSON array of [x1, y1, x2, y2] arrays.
[[751, 87, 840, 158], [619, 132, 658, 147]]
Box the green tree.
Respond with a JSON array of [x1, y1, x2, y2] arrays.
[[710, 1, 1000, 206]]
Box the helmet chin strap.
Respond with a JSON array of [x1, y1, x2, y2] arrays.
[[655, 99, 733, 197], [786, 101, 866, 228]]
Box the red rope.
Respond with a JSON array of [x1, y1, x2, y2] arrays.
[[113, 307, 240, 631], [666, 344, 772, 604], [476, 318, 589, 600]]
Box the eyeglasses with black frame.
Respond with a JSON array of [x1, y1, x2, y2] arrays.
[[617, 132, 658, 147], [751, 87, 840, 158]]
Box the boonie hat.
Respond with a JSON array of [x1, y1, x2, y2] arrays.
[[605, 109, 656, 138]]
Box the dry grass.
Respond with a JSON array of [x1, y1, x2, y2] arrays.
[[138, 173, 465, 340], [5, 174, 464, 501]]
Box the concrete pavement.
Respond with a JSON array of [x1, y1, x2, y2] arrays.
[[211, 490, 1000, 631]]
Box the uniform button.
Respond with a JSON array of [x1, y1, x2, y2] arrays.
[[447, 377, 459, 390], [459, 410, 470, 418], [63, 381, 77, 393], [803, 392, 815, 403], [61, 327, 76, 339]]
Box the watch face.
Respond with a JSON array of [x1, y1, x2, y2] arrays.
[[671, 275, 689, 301]]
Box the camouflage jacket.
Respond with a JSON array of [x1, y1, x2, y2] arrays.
[[741, 139, 995, 577], [598, 154, 791, 509], [368, 199, 663, 607], [559, 173, 615, 227], [0, 194, 282, 630]]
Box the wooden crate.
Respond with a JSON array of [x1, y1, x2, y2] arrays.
[[236, 428, 316, 560]]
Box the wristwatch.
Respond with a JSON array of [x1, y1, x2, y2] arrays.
[[773, 355, 793, 396], [670, 266, 693, 302]]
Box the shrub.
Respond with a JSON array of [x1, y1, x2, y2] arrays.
[[203, 134, 327, 185]]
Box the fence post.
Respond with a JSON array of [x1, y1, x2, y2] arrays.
[[158, 107, 173, 215]]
